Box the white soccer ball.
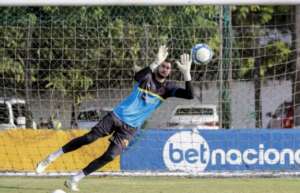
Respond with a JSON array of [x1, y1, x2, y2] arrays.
[[191, 43, 213, 64], [52, 189, 66, 193]]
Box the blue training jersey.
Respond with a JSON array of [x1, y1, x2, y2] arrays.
[[113, 67, 193, 128]]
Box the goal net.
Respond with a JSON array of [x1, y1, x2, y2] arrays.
[[0, 5, 298, 175]]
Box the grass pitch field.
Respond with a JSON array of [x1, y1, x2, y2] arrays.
[[0, 176, 299, 193]]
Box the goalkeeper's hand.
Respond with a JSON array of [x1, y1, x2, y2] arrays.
[[176, 53, 192, 81], [150, 45, 169, 71]]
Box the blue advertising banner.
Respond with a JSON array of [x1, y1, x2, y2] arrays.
[[121, 129, 300, 172]]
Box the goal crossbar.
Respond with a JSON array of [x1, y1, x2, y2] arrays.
[[2, 0, 300, 6]]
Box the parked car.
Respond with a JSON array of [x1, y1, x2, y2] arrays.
[[77, 107, 113, 129], [167, 104, 220, 130], [0, 98, 36, 129], [266, 101, 293, 129]]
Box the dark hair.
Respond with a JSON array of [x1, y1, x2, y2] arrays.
[[163, 58, 175, 65]]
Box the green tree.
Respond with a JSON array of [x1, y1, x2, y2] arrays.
[[232, 6, 294, 128]]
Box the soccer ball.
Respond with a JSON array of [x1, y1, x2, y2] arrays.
[[52, 189, 66, 193], [191, 43, 213, 64]]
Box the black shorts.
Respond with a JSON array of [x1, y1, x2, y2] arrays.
[[91, 112, 136, 150]]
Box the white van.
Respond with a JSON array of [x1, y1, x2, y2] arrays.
[[0, 98, 36, 130], [167, 104, 220, 130]]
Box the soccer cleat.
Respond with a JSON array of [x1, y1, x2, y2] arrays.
[[36, 158, 51, 174], [64, 179, 80, 192]]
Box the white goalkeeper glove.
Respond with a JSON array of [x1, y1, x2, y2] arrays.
[[150, 45, 169, 71], [176, 53, 192, 81]]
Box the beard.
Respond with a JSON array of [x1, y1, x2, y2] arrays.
[[156, 70, 168, 79]]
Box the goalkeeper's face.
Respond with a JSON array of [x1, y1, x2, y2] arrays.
[[157, 61, 171, 79]]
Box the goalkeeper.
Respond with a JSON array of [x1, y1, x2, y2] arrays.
[[36, 45, 194, 191]]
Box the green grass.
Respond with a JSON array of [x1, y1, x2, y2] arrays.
[[0, 176, 300, 193]]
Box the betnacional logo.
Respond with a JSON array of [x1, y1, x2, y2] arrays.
[[163, 131, 210, 172], [163, 131, 300, 172]]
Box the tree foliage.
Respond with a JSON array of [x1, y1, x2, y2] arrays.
[[232, 6, 294, 80]]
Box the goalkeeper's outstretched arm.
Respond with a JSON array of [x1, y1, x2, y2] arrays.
[[172, 53, 194, 99], [134, 66, 152, 82], [172, 81, 194, 99]]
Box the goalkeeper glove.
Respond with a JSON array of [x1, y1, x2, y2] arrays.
[[150, 45, 168, 71], [176, 54, 192, 81]]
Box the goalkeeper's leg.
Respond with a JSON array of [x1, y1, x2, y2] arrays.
[[65, 141, 122, 191], [65, 122, 135, 191], [36, 113, 115, 174]]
